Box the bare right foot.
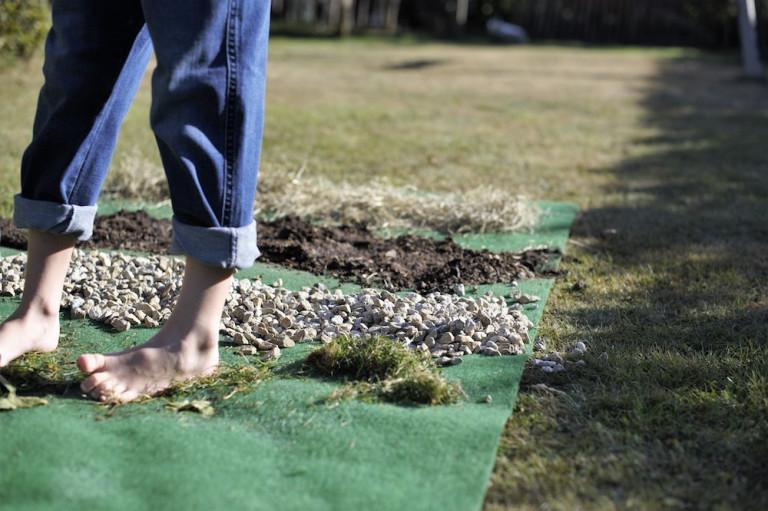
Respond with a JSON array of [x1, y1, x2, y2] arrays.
[[0, 311, 60, 367], [0, 229, 75, 367]]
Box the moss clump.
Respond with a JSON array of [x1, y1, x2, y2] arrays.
[[0, 351, 80, 396], [306, 335, 463, 405], [162, 363, 272, 401]]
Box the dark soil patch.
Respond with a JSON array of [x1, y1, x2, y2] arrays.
[[1, 211, 558, 294]]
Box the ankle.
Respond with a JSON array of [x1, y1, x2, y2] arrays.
[[10, 301, 60, 324], [161, 317, 221, 351]]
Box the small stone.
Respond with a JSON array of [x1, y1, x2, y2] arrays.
[[262, 346, 281, 361], [570, 348, 584, 357], [515, 294, 540, 304], [436, 356, 452, 366], [454, 283, 465, 296], [70, 307, 87, 320], [438, 332, 455, 345], [237, 345, 259, 356], [553, 363, 565, 372], [275, 336, 295, 348], [571, 281, 587, 291], [124, 313, 142, 326], [254, 338, 277, 351], [597, 351, 608, 362], [483, 348, 502, 357], [540, 365, 554, 373], [544, 353, 564, 365], [110, 318, 131, 332], [449, 356, 463, 366], [575, 359, 586, 366], [272, 278, 283, 287], [485, 395, 493, 404], [576, 341, 587, 352]]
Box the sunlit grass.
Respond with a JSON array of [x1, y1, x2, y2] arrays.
[[1, 39, 766, 508]]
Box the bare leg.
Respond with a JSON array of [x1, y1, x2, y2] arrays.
[[0, 230, 75, 367], [78, 257, 231, 402]]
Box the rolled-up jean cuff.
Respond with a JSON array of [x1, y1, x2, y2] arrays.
[[13, 194, 98, 241], [169, 216, 260, 270]]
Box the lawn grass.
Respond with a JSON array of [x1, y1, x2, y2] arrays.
[[1, 38, 767, 509]]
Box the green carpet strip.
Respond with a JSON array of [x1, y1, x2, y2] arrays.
[[0, 202, 577, 511]]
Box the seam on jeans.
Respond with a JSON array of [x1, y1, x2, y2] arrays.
[[222, 0, 239, 226]]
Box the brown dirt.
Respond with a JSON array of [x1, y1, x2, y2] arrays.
[[0, 211, 558, 293]]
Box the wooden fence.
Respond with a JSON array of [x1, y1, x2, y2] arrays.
[[271, 0, 765, 50], [271, 0, 404, 35]]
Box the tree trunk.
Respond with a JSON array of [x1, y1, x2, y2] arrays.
[[340, 0, 354, 35], [357, 0, 370, 28], [738, 0, 763, 77], [386, 0, 401, 33], [455, 0, 469, 33]]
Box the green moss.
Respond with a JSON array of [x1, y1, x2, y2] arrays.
[[306, 335, 463, 406], [160, 362, 273, 401]]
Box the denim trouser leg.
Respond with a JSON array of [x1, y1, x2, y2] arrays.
[[14, 1, 270, 269], [15, 2, 151, 241], [142, 1, 270, 269]]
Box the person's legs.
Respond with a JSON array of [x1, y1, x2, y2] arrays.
[[78, 0, 271, 402], [1, 2, 150, 367]]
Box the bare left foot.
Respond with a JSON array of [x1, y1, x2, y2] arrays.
[[77, 322, 219, 402], [78, 257, 232, 403]]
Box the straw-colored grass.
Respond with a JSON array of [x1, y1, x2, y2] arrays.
[[256, 168, 537, 233]]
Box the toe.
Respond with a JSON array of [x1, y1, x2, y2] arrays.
[[80, 370, 112, 394], [77, 353, 107, 373]]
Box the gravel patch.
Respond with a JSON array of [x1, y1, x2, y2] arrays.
[[0, 251, 534, 363]]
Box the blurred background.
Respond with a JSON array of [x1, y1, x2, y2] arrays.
[[2, 0, 768, 57], [271, 0, 758, 49]]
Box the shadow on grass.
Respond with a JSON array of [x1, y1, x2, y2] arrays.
[[488, 54, 768, 509]]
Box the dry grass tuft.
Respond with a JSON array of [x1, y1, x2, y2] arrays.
[[102, 151, 168, 200], [256, 168, 538, 234]]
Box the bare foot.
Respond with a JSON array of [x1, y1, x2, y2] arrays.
[[0, 229, 74, 367], [77, 323, 219, 402], [0, 311, 60, 367], [78, 256, 231, 403]]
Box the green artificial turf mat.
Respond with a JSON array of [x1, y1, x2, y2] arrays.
[[0, 202, 577, 511]]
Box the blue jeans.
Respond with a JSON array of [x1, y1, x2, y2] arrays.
[[14, 0, 270, 269]]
